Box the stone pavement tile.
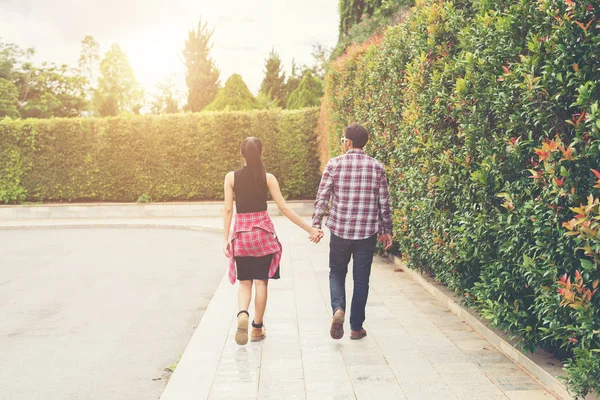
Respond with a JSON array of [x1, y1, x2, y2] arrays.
[[465, 349, 515, 367], [261, 357, 303, 370], [262, 339, 301, 354], [450, 385, 508, 400], [257, 379, 306, 400], [300, 342, 341, 356], [261, 348, 302, 361], [303, 351, 346, 365], [354, 385, 407, 400], [440, 326, 479, 341], [346, 365, 397, 382], [504, 390, 558, 400], [208, 381, 258, 399], [392, 362, 443, 383], [399, 380, 458, 400], [303, 363, 351, 383], [422, 349, 472, 364], [260, 365, 304, 380], [453, 338, 492, 352], [213, 363, 259, 383], [305, 380, 356, 400], [342, 351, 389, 367], [433, 362, 482, 375], [486, 372, 546, 392], [441, 372, 497, 388]]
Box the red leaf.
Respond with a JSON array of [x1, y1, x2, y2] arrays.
[[591, 169, 600, 180], [555, 177, 565, 187]]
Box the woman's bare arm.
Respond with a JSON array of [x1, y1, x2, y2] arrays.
[[266, 173, 322, 240], [222, 172, 234, 257]]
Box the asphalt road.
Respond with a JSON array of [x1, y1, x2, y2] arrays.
[[0, 228, 225, 400]]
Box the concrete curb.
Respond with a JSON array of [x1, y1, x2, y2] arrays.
[[389, 255, 573, 400], [159, 273, 237, 400]]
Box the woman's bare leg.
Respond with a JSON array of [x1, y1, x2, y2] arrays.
[[238, 280, 253, 312], [253, 279, 268, 324]]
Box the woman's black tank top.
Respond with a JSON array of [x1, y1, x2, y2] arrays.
[[234, 166, 268, 214]]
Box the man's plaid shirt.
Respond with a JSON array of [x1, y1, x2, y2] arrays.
[[312, 149, 393, 240], [228, 211, 282, 284]]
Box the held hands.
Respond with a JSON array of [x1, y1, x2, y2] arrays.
[[308, 226, 324, 244], [378, 234, 393, 250]]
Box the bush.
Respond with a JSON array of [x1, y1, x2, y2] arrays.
[[0, 108, 321, 203], [205, 74, 261, 111], [286, 71, 324, 110], [321, 0, 600, 396]]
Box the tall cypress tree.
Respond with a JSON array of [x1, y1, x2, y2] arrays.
[[259, 49, 286, 108], [183, 19, 220, 112]]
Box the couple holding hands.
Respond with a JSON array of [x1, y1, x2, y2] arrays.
[[222, 123, 393, 345]]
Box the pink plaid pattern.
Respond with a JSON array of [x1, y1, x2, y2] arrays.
[[312, 149, 393, 240], [228, 211, 282, 284]]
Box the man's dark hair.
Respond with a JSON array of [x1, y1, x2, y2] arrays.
[[344, 124, 369, 149]]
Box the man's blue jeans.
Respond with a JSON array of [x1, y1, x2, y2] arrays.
[[329, 233, 377, 331]]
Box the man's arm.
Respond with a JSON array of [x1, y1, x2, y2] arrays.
[[312, 161, 335, 229], [378, 170, 393, 249]]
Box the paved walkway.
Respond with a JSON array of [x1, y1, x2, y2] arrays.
[[161, 218, 558, 400]]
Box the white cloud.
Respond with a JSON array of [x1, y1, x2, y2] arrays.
[[0, 0, 339, 96]]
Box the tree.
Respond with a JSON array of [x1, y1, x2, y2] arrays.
[[183, 19, 220, 112], [94, 44, 142, 116], [16, 63, 87, 118], [78, 36, 100, 83], [310, 44, 331, 79], [259, 49, 286, 108], [0, 39, 34, 81], [151, 76, 180, 114], [282, 60, 302, 108], [205, 74, 260, 111], [286, 71, 323, 110], [339, 0, 391, 35], [256, 92, 279, 110], [0, 78, 19, 118]]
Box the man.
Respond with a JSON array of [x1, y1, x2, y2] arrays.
[[312, 123, 393, 340]]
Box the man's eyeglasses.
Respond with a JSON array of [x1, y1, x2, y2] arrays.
[[341, 137, 349, 145]]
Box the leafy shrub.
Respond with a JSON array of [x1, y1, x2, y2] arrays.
[[321, 0, 600, 396], [0, 108, 321, 203], [286, 71, 324, 110], [205, 74, 261, 111]]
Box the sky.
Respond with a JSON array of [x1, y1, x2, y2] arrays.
[[0, 0, 339, 98]]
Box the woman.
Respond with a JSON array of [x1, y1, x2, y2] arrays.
[[223, 137, 322, 345]]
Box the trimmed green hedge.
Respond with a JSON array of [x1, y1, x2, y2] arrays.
[[0, 108, 321, 203], [321, 0, 600, 396]]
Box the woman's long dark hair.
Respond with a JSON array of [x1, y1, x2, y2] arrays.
[[240, 137, 266, 186]]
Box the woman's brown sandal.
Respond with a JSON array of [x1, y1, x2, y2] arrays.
[[235, 311, 249, 345]]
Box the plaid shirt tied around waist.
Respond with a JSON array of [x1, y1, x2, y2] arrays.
[[312, 149, 393, 240], [228, 211, 282, 284]]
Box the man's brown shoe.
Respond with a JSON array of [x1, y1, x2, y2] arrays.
[[251, 326, 266, 342], [350, 328, 367, 340], [330, 309, 345, 339]]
